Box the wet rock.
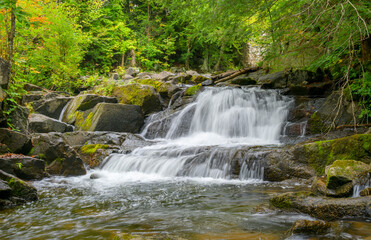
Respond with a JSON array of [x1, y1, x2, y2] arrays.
[[62, 131, 127, 146], [62, 94, 118, 125], [137, 72, 153, 79], [270, 191, 371, 220], [326, 160, 370, 189], [258, 71, 287, 89], [0, 179, 11, 199], [128, 79, 174, 98], [291, 134, 371, 175], [311, 176, 329, 196], [0, 128, 32, 155], [229, 74, 257, 85], [111, 83, 162, 114], [79, 144, 119, 168], [0, 155, 47, 180], [35, 97, 72, 119], [360, 188, 371, 196], [288, 220, 331, 235], [29, 114, 74, 133], [111, 72, 120, 80], [8, 105, 29, 132], [79, 103, 144, 133], [90, 172, 102, 179], [201, 79, 213, 86], [120, 134, 156, 153], [185, 85, 202, 96], [0, 170, 38, 204], [32, 133, 86, 176]]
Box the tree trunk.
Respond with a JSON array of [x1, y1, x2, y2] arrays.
[[121, 53, 125, 67], [185, 37, 191, 70], [7, 2, 16, 89], [361, 37, 371, 63], [130, 49, 136, 67], [201, 48, 209, 72]]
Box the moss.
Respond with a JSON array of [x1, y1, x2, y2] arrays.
[[80, 144, 109, 154], [81, 112, 94, 131], [270, 194, 293, 208], [28, 147, 35, 155], [307, 112, 325, 134], [55, 157, 63, 163], [306, 134, 371, 175], [185, 84, 202, 96], [112, 83, 152, 106], [39, 153, 46, 159]]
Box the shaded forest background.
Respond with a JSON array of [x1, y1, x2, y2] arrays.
[[0, 0, 370, 117]]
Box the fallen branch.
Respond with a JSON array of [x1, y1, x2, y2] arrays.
[[214, 67, 261, 84], [335, 124, 371, 130]]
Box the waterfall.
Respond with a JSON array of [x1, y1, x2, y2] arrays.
[[101, 87, 293, 180]]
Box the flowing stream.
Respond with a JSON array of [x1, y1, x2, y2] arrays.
[[1, 87, 370, 239]]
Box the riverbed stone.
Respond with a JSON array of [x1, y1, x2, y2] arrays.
[[326, 160, 370, 190], [35, 97, 72, 119], [0, 170, 38, 203], [288, 220, 331, 235], [0, 128, 32, 155], [0, 155, 47, 180], [270, 191, 371, 220], [258, 71, 287, 89], [8, 105, 29, 132], [29, 114, 74, 133]]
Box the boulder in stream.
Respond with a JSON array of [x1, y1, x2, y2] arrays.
[[0, 128, 32, 155], [29, 114, 74, 133]]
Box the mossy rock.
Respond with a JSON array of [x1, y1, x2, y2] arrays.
[[80, 144, 109, 154], [303, 134, 371, 175], [185, 84, 202, 96], [128, 79, 172, 98], [270, 191, 312, 209], [0, 170, 38, 202], [111, 83, 162, 114], [326, 160, 370, 190], [307, 111, 326, 134]]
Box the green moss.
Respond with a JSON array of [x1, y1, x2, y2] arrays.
[[112, 83, 152, 106], [326, 160, 370, 188], [28, 147, 35, 155], [270, 194, 293, 208], [185, 84, 202, 96], [307, 112, 325, 134], [55, 157, 63, 163], [81, 112, 94, 131], [306, 134, 371, 175], [81, 144, 109, 154], [39, 153, 46, 159]]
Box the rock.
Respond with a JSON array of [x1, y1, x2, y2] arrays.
[[184, 85, 202, 96], [21, 93, 44, 106], [79, 144, 119, 168], [326, 160, 370, 189], [288, 220, 331, 235], [292, 134, 371, 175], [0, 128, 32, 155], [0, 57, 9, 88], [0, 170, 38, 203], [8, 105, 29, 132], [137, 72, 153, 79], [0, 155, 47, 180], [128, 79, 173, 98], [152, 71, 174, 81], [123, 74, 133, 80], [111, 83, 162, 114], [32, 133, 86, 176], [29, 114, 74, 133], [192, 75, 209, 84], [270, 191, 371, 220], [81, 103, 144, 133], [170, 67, 185, 73], [35, 97, 72, 119], [90, 172, 102, 179], [111, 73, 120, 80], [0, 179, 11, 199], [311, 176, 328, 196], [229, 74, 257, 85], [62, 94, 118, 125], [360, 188, 371, 196], [125, 67, 140, 77], [288, 81, 333, 96], [201, 79, 213, 86], [258, 71, 287, 89]]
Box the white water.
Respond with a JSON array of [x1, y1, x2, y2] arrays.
[[58, 100, 70, 122], [101, 87, 293, 180]]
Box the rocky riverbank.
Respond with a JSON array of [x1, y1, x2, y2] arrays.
[[0, 67, 370, 237]]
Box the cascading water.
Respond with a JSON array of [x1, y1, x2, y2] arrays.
[[101, 87, 293, 180]]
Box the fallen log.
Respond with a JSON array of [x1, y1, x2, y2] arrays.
[[214, 66, 261, 84]]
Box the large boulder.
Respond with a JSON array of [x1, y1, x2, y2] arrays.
[[35, 97, 72, 119], [152, 71, 174, 81], [0, 128, 32, 155], [326, 160, 370, 189], [270, 191, 371, 221], [0, 155, 47, 180], [29, 114, 74, 133], [111, 83, 162, 114], [0, 170, 38, 209], [258, 71, 288, 89], [76, 103, 144, 133], [8, 105, 29, 132], [31, 133, 86, 176], [62, 94, 117, 125], [125, 67, 140, 77], [287, 220, 331, 235]]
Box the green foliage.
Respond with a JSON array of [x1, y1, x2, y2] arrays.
[[15, 162, 23, 170], [351, 72, 371, 118], [2, 82, 27, 129]]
